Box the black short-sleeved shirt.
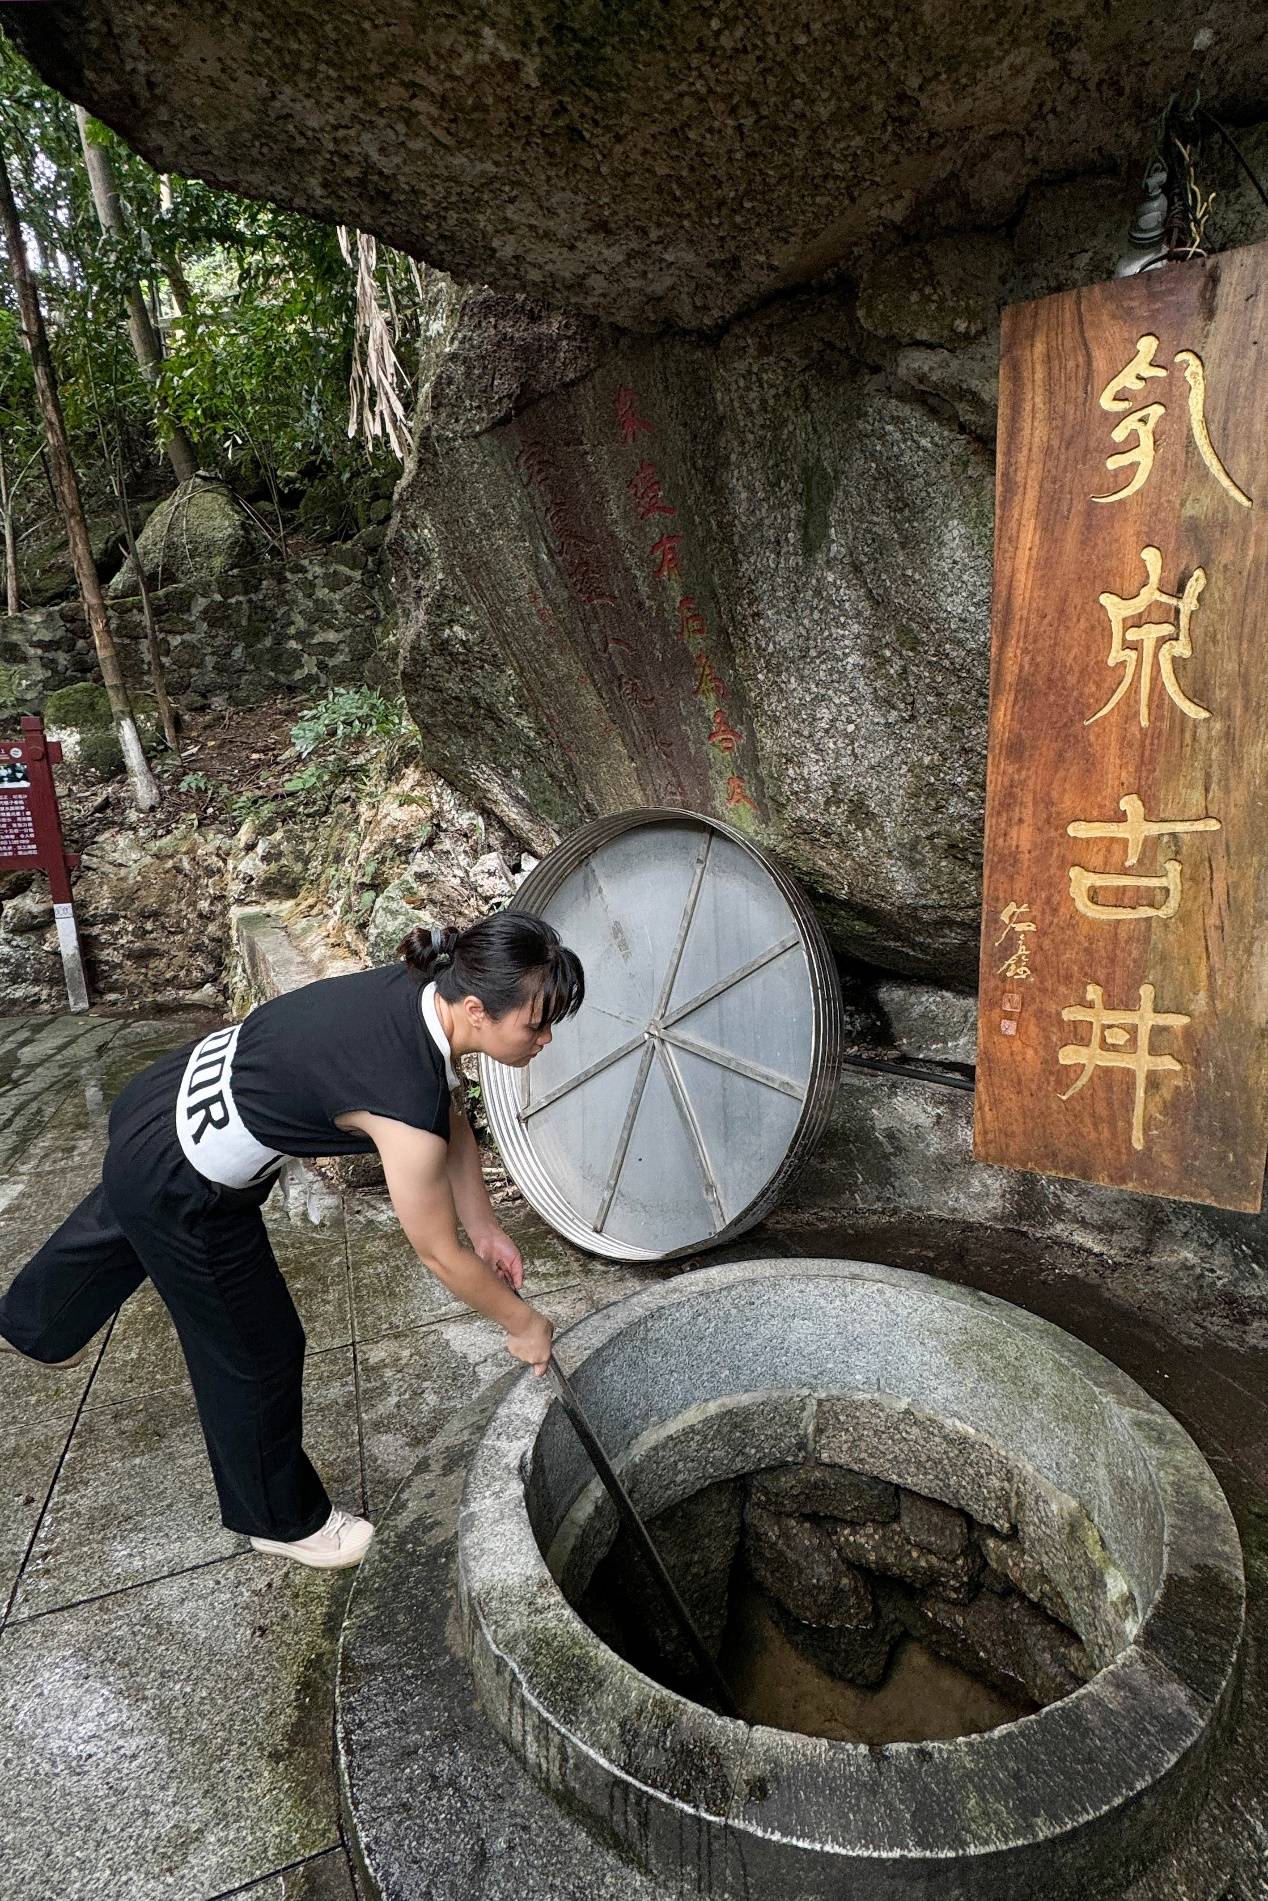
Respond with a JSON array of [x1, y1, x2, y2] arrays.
[[172, 964, 455, 1188]]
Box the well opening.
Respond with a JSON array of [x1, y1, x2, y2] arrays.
[[561, 1431, 1127, 1743], [458, 1260, 1244, 1901]]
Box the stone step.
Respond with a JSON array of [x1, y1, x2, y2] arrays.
[[232, 901, 362, 1011]]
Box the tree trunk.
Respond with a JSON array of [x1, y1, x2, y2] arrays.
[[116, 451, 179, 750], [0, 442, 18, 614], [157, 178, 194, 317], [0, 144, 160, 811], [74, 108, 197, 486]]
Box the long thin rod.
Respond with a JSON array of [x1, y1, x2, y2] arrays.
[[545, 1352, 741, 1718]]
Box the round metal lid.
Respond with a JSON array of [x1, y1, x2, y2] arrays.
[[480, 809, 843, 1260]]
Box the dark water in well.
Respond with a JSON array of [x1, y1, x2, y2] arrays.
[[717, 1578, 1032, 1743], [579, 1560, 1035, 1744]]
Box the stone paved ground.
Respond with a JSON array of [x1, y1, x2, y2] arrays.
[[3, 1015, 1265, 1901], [0, 1013, 670, 1901]]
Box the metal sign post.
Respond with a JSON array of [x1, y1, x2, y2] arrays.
[[0, 714, 88, 1013]]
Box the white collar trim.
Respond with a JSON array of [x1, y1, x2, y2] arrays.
[[420, 981, 460, 1092]]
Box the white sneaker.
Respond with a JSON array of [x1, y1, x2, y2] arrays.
[[249, 1506, 375, 1571], [0, 1334, 88, 1369]]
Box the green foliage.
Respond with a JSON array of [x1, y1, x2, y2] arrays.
[[156, 236, 360, 492], [281, 760, 333, 796], [288, 687, 404, 759], [178, 770, 212, 793], [0, 41, 418, 532], [227, 789, 278, 830]]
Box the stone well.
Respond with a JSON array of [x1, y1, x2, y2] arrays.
[[455, 1260, 1244, 1901]]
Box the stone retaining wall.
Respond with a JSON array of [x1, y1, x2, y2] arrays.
[[0, 542, 390, 712]]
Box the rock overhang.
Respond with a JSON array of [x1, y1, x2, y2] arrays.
[[7, 3, 1268, 331]]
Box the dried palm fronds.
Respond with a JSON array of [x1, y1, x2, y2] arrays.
[[338, 226, 414, 463]]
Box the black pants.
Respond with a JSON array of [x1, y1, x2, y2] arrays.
[[0, 1046, 330, 1542]]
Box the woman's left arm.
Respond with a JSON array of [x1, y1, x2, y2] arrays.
[[448, 1106, 523, 1288]]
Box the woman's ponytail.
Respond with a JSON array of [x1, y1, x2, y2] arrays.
[[397, 923, 461, 980], [396, 911, 584, 1027]]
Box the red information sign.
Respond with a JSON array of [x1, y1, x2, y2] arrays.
[[0, 714, 88, 1012]]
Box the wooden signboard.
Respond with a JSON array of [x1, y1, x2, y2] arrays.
[[0, 714, 88, 1013], [974, 241, 1268, 1213]]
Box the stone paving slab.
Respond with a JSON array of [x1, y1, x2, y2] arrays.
[[0, 1555, 350, 1901], [223, 1849, 358, 1899], [0, 1076, 92, 1173], [13, 1345, 364, 1618], [346, 1197, 625, 1343], [0, 1164, 113, 1279], [0, 1397, 78, 1610], [86, 1228, 350, 1412], [11, 1114, 112, 1177], [0, 1334, 101, 1427], [354, 1268, 663, 1517]]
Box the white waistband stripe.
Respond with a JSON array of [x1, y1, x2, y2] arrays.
[[175, 1024, 283, 1189]]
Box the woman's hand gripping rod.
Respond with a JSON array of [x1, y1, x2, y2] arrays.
[[513, 1291, 740, 1719]]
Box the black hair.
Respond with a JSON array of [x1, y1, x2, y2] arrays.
[[397, 912, 585, 1030]]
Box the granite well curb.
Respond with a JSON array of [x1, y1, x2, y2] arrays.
[[456, 1259, 1245, 1900]]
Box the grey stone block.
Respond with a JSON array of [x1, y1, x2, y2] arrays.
[[826, 1513, 981, 1603], [813, 1393, 1019, 1532], [904, 1584, 1093, 1707], [745, 1502, 876, 1627], [900, 1489, 970, 1558], [531, 1384, 816, 1553], [1013, 1482, 1141, 1665], [762, 1586, 903, 1690], [873, 978, 979, 1067], [750, 1462, 899, 1523], [585, 1478, 743, 1679], [979, 1526, 1073, 1623]]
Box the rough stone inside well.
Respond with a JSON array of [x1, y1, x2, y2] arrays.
[[577, 1455, 1098, 1736]]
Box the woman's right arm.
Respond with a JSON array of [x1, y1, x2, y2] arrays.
[[352, 1112, 555, 1375]]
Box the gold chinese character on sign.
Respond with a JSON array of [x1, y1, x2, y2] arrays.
[[1086, 546, 1210, 729], [1065, 794, 1221, 921], [1057, 982, 1190, 1151], [1092, 335, 1252, 508], [995, 900, 1036, 979]]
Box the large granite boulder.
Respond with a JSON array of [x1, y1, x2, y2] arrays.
[[7, 3, 1267, 332], [16, 513, 126, 607], [391, 243, 998, 977], [12, 8, 1268, 979], [389, 134, 1268, 979], [108, 477, 260, 597]]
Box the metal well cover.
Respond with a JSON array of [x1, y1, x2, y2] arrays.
[[479, 810, 843, 1260]]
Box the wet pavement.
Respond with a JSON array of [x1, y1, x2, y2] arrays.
[[3, 1014, 1265, 1900], [0, 1013, 663, 1901]]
